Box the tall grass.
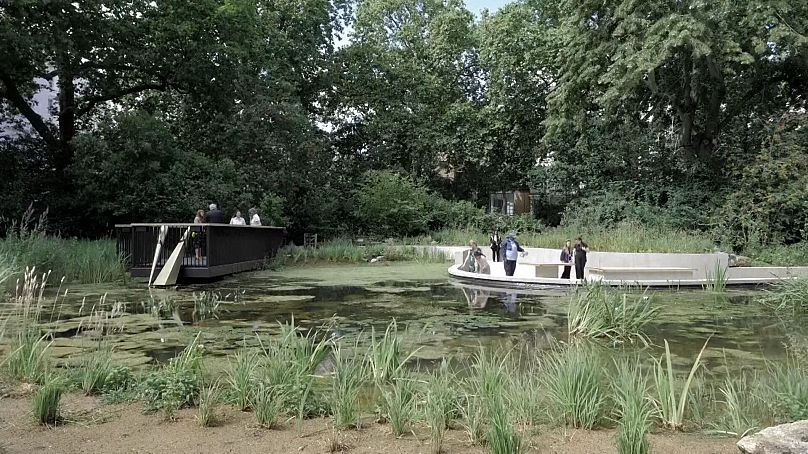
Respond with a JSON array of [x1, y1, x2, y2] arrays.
[[197, 381, 221, 427], [381, 376, 417, 437], [760, 278, 808, 314], [652, 338, 710, 430], [226, 348, 260, 411], [2, 268, 54, 383], [711, 373, 762, 437], [424, 361, 457, 454], [270, 239, 448, 267], [487, 394, 523, 454], [760, 357, 808, 421], [704, 261, 728, 293], [457, 392, 487, 446], [329, 343, 367, 429], [611, 359, 653, 454], [407, 224, 716, 253], [32, 375, 63, 425], [252, 383, 285, 428], [541, 344, 606, 429], [79, 346, 114, 395], [568, 285, 659, 346]]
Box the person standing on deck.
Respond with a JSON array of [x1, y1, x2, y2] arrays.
[[560, 240, 573, 279], [249, 207, 262, 226], [574, 237, 589, 280], [230, 210, 246, 225], [205, 203, 226, 224], [193, 209, 205, 261], [500, 232, 526, 277], [489, 230, 501, 262]]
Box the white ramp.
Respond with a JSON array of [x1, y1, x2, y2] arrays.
[[152, 228, 190, 287]]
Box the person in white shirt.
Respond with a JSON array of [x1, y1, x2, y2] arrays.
[[249, 207, 261, 226], [230, 210, 246, 225]]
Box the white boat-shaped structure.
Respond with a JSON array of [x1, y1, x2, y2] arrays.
[[441, 247, 808, 288]]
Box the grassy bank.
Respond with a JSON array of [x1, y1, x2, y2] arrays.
[[270, 239, 448, 267], [406, 224, 717, 253], [0, 235, 127, 288]]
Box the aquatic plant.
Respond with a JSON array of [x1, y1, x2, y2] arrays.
[[368, 320, 417, 385], [381, 376, 417, 437], [424, 361, 458, 453], [329, 343, 367, 429], [32, 375, 63, 425], [610, 359, 653, 454], [541, 344, 606, 429], [457, 391, 487, 446], [761, 356, 808, 421], [252, 382, 285, 429], [226, 348, 260, 411], [192, 291, 224, 322], [567, 285, 659, 346], [256, 319, 331, 421], [197, 381, 221, 427], [704, 261, 728, 293], [760, 277, 808, 314], [140, 333, 204, 417], [711, 373, 762, 437], [652, 338, 709, 430]]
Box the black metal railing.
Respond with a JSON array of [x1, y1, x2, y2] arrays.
[[115, 223, 285, 276]]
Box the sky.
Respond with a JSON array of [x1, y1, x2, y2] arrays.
[[464, 0, 512, 17]]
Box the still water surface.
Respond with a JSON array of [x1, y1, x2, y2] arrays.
[[17, 263, 801, 374]]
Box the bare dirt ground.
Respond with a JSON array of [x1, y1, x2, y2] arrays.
[[0, 392, 739, 454]]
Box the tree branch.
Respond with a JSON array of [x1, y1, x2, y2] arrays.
[[74, 80, 167, 118], [0, 73, 58, 148]]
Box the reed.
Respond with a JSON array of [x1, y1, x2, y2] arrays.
[[760, 278, 808, 314], [270, 239, 448, 267], [611, 359, 653, 454], [711, 373, 761, 437], [704, 261, 728, 293], [79, 346, 114, 395], [568, 285, 659, 346], [381, 376, 417, 437], [760, 357, 808, 421], [252, 383, 285, 428], [424, 361, 458, 454], [457, 391, 487, 446], [226, 348, 260, 411], [652, 338, 710, 430], [329, 343, 367, 429], [487, 394, 523, 454], [197, 381, 221, 427], [541, 344, 606, 429], [368, 320, 404, 385], [32, 375, 63, 425]]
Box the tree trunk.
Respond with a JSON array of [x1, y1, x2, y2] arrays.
[[55, 51, 76, 172]]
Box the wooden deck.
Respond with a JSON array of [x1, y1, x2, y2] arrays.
[[116, 223, 285, 280]]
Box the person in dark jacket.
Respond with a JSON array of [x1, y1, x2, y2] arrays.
[[560, 240, 573, 279], [489, 230, 501, 262], [574, 237, 589, 280], [500, 232, 526, 277], [205, 203, 226, 224]]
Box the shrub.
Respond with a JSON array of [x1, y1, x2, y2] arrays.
[[140, 334, 204, 417], [258, 192, 288, 227]]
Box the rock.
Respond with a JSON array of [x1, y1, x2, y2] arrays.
[[737, 420, 808, 454], [369, 255, 385, 263], [729, 254, 753, 267]]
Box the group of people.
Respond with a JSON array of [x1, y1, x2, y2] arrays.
[[462, 230, 590, 279], [193, 204, 262, 226]]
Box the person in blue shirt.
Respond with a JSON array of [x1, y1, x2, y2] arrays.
[[500, 232, 526, 277]]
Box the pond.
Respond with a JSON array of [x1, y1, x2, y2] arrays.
[[5, 262, 801, 375]]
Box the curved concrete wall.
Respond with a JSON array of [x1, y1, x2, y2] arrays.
[[446, 246, 728, 279]]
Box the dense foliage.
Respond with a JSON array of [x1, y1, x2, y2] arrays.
[[1, 0, 806, 252]]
